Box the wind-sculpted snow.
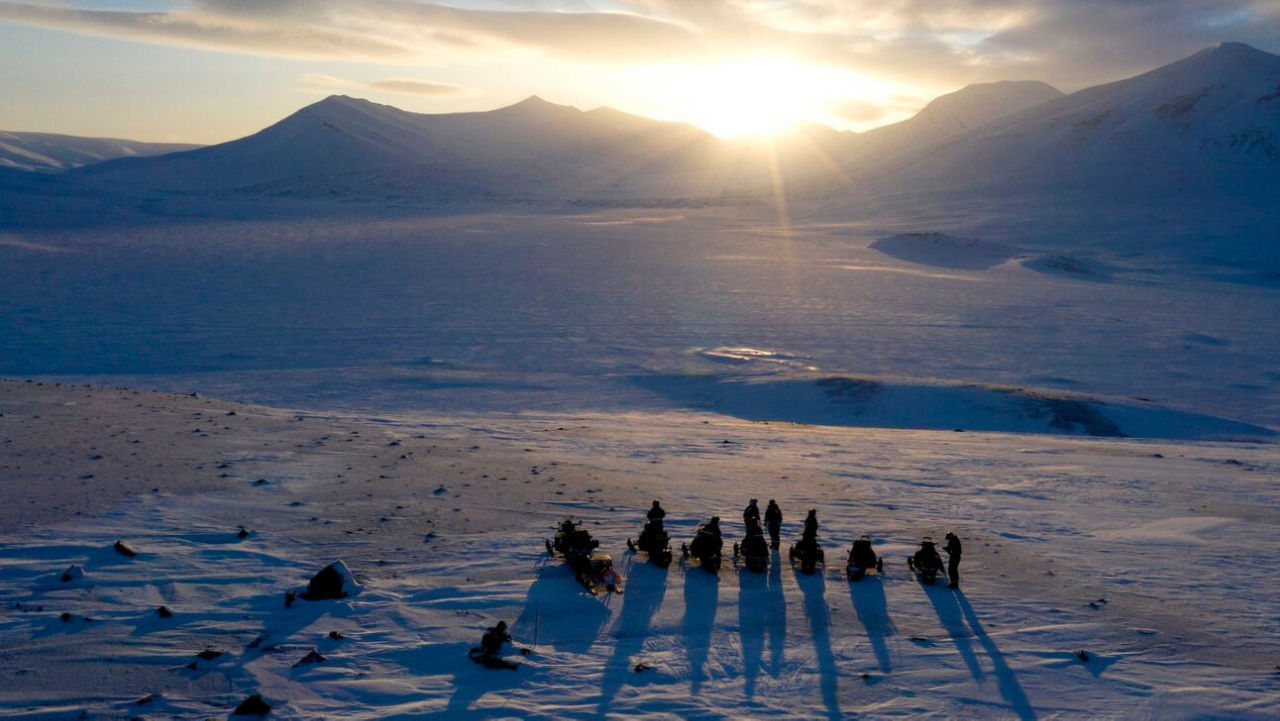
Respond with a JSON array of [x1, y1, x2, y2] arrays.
[[2, 385, 1278, 718]]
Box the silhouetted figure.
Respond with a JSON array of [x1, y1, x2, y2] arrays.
[[764, 500, 782, 549], [846, 534, 881, 580], [647, 500, 666, 523], [689, 516, 723, 569], [738, 516, 769, 570], [944, 532, 962, 589], [479, 621, 512, 658], [802, 509, 818, 541], [743, 498, 760, 527]]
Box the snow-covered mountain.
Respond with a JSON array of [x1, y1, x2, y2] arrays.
[[850, 81, 1063, 165], [0, 131, 199, 172], [872, 42, 1280, 195], [74, 95, 757, 201]]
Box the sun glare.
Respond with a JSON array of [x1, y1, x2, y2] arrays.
[[630, 58, 890, 138]]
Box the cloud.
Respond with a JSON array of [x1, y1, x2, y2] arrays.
[[2, 0, 1279, 93], [300, 73, 476, 98], [367, 78, 472, 97]]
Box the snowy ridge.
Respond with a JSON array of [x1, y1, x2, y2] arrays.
[[0, 130, 198, 173], [874, 42, 1280, 195], [635, 373, 1276, 440]]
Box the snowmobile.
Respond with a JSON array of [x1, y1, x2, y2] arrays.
[[468, 646, 522, 670], [732, 518, 770, 573], [907, 537, 945, 585], [845, 534, 884, 581], [545, 519, 623, 595], [626, 518, 673, 567], [789, 536, 825, 575], [569, 552, 625, 595], [682, 519, 723, 573], [545, 518, 599, 557]]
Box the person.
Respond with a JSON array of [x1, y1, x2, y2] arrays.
[[639, 501, 666, 549], [764, 500, 782, 549], [802, 509, 818, 541], [647, 500, 666, 523], [944, 532, 962, 589], [740, 516, 768, 557], [743, 498, 760, 527], [847, 534, 878, 577], [692, 516, 722, 558], [913, 537, 943, 573], [479, 620, 512, 659]]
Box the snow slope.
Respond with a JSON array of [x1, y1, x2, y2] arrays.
[[874, 43, 1280, 196], [0, 131, 198, 173], [1, 382, 1277, 719]]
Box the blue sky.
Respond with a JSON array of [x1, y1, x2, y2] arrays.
[[2, 1, 1278, 142]]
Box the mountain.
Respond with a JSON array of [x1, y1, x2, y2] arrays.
[[851, 80, 1063, 165], [73, 95, 753, 201], [870, 42, 1280, 195], [0, 131, 199, 173]]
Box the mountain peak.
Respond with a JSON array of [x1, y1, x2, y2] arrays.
[[502, 95, 578, 114]]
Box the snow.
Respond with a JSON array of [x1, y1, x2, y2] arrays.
[[0, 130, 198, 173], [1, 41, 1279, 720]]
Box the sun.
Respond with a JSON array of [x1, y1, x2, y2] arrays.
[[628, 58, 887, 138]]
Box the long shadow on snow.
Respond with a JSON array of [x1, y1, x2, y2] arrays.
[[922, 582, 985, 684], [514, 563, 610, 655], [680, 563, 719, 693], [765, 550, 786, 676], [378, 640, 526, 719], [956, 591, 1037, 721], [598, 557, 669, 713], [795, 567, 841, 720], [737, 562, 767, 699], [848, 574, 896, 673]]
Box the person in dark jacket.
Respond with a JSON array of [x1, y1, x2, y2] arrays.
[[802, 509, 818, 541], [647, 500, 666, 522], [743, 498, 760, 527], [944, 532, 962, 589], [764, 500, 782, 549], [479, 620, 512, 658]]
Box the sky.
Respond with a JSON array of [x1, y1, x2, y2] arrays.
[[1, 0, 1279, 143]]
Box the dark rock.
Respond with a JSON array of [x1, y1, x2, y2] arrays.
[[196, 649, 223, 660], [136, 693, 158, 705], [293, 649, 326, 667], [114, 540, 138, 557], [252, 478, 268, 486], [1076, 650, 1090, 662], [185, 661, 197, 670], [284, 591, 297, 608], [61, 565, 85, 582], [60, 612, 72, 622], [328, 631, 344, 640], [633, 662, 651, 673], [237, 526, 250, 539], [156, 606, 173, 618], [303, 561, 359, 600], [232, 694, 271, 715]]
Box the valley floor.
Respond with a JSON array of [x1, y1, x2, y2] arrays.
[[1, 380, 1278, 719]]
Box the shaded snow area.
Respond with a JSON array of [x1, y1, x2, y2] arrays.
[[1, 384, 1278, 719]]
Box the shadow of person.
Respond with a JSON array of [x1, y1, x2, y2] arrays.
[[681, 565, 720, 693], [737, 562, 767, 699], [795, 566, 841, 720], [380, 639, 526, 719], [513, 562, 610, 656], [848, 575, 896, 673], [765, 549, 787, 676], [955, 591, 1037, 721], [598, 557, 668, 713], [922, 583, 985, 683]]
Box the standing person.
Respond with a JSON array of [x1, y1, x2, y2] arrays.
[[743, 498, 760, 527], [764, 500, 782, 549], [944, 532, 962, 589]]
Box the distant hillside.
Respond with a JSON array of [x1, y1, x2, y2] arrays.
[[871, 42, 1280, 196], [0, 131, 199, 172]]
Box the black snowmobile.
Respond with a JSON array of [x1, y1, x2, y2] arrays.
[[789, 535, 825, 575], [545, 519, 623, 595], [626, 518, 673, 567], [845, 534, 884, 581], [682, 518, 723, 573], [732, 518, 770, 573], [907, 537, 945, 585]]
